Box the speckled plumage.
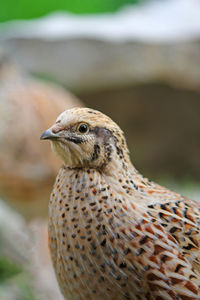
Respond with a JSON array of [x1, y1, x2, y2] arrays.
[[42, 108, 200, 300]]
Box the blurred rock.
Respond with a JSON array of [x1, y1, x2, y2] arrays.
[[30, 220, 64, 300], [0, 200, 64, 300], [0, 200, 34, 300], [0, 200, 29, 264], [0, 52, 82, 220]]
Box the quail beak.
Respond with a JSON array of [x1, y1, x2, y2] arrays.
[[40, 129, 59, 141]]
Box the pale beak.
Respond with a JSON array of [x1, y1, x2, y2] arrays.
[[40, 129, 59, 141]]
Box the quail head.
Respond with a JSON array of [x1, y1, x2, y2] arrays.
[[41, 107, 200, 300]]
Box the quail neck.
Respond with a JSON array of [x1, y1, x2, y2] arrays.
[[41, 108, 200, 300]]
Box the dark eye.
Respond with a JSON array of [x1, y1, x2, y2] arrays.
[[77, 123, 89, 134]]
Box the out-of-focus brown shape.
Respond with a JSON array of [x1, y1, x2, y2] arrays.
[[0, 51, 82, 220]]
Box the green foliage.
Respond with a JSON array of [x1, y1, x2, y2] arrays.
[[0, 256, 37, 300], [0, 256, 21, 282], [0, 0, 139, 22], [14, 275, 37, 300]]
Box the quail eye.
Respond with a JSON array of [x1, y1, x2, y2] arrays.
[[77, 123, 89, 134]]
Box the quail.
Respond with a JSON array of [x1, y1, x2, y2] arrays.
[[41, 107, 200, 300]]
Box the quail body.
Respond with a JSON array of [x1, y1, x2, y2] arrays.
[[42, 108, 200, 300]]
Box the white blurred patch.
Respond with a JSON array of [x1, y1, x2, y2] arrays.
[[1, 0, 200, 42]]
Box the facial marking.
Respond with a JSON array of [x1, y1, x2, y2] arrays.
[[65, 136, 85, 144], [91, 144, 100, 161], [90, 127, 113, 142]]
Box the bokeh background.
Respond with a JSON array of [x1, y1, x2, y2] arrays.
[[0, 0, 200, 299]]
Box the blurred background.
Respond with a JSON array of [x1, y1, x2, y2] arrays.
[[0, 0, 200, 299]]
